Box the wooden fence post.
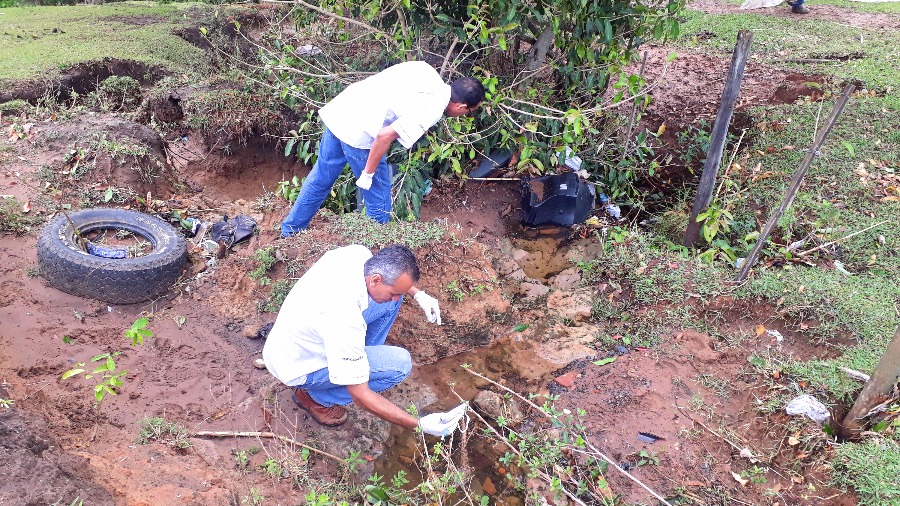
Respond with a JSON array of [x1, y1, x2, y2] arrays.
[[735, 84, 854, 282], [839, 326, 900, 440], [683, 30, 753, 247]]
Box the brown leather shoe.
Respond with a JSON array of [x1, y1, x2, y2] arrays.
[[292, 388, 348, 427]]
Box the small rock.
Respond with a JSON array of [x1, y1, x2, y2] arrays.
[[473, 390, 525, 425], [506, 268, 527, 281], [253, 358, 267, 369], [519, 282, 549, 300], [615, 345, 629, 355], [549, 267, 583, 291], [482, 477, 497, 496], [511, 249, 529, 262], [554, 371, 578, 388], [242, 325, 258, 338]]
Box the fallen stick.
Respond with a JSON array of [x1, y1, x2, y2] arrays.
[[192, 430, 344, 463], [462, 367, 674, 506], [797, 220, 889, 257], [839, 366, 871, 382]]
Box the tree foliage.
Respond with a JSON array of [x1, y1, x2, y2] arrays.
[[248, 0, 684, 215]]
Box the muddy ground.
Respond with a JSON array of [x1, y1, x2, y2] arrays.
[[2, 1, 895, 504]]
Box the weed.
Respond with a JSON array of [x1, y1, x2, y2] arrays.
[[636, 449, 660, 467], [94, 75, 142, 112], [260, 279, 296, 313], [259, 457, 284, 478], [240, 487, 265, 506], [697, 373, 732, 399], [0, 197, 43, 233], [276, 176, 302, 203], [233, 446, 261, 471], [252, 190, 278, 212], [61, 352, 127, 406], [136, 417, 192, 450], [0, 398, 13, 409], [331, 212, 445, 249], [25, 265, 41, 278], [125, 318, 153, 346], [249, 246, 278, 285], [740, 465, 768, 484]]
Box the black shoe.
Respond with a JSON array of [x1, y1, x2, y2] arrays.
[[790, 4, 809, 14]]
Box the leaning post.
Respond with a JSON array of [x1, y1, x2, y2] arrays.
[[839, 326, 900, 440], [683, 30, 753, 247], [734, 84, 854, 283]]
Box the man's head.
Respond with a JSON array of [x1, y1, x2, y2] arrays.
[[445, 77, 486, 117], [364, 245, 421, 303]]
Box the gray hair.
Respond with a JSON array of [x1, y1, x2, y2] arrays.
[[364, 245, 420, 285]]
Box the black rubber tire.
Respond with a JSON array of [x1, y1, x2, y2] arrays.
[[37, 208, 188, 304]]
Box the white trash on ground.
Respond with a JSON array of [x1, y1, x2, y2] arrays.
[[786, 394, 830, 423]]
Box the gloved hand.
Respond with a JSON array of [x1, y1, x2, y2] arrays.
[[413, 291, 442, 325], [356, 171, 374, 190], [418, 402, 469, 437]]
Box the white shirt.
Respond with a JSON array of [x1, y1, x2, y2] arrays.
[[318, 61, 451, 150], [262, 245, 372, 386]]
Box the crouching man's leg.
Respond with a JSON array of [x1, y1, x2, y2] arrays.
[[293, 345, 412, 427]]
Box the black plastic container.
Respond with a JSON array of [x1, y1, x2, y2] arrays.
[[521, 173, 595, 227]]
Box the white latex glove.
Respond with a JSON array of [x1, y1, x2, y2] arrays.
[[418, 402, 469, 438], [413, 291, 442, 325], [356, 171, 374, 190]]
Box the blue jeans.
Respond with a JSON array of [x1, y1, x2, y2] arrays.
[[787, 0, 804, 6], [281, 128, 393, 237], [300, 298, 411, 407]]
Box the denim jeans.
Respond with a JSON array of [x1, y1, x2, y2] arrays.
[[281, 128, 393, 237], [787, 0, 804, 6], [300, 297, 411, 407]]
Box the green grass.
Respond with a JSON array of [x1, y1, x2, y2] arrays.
[[331, 212, 447, 249], [677, 10, 900, 90], [0, 1, 210, 81], [832, 439, 900, 506]]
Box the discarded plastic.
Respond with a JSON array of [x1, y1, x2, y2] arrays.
[[557, 146, 583, 171], [785, 394, 830, 424], [86, 242, 127, 259], [615, 345, 629, 355], [637, 431, 664, 443], [597, 193, 622, 220]]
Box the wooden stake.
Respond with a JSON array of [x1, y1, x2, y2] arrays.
[[839, 326, 900, 440], [684, 30, 753, 247], [735, 84, 855, 282]]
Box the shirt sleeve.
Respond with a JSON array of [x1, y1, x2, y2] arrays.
[[317, 310, 370, 386]]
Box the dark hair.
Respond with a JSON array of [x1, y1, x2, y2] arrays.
[[364, 245, 420, 285], [449, 77, 486, 108]]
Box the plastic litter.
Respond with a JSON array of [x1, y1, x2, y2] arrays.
[[557, 146, 583, 171], [597, 193, 622, 220], [184, 217, 201, 237], [785, 394, 830, 424], [210, 215, 257, 249], [470, 149, 513, 178], [521, 173, 595, 227], [86, 242, 127, 259], [615, 345, 629, 355], [637, 431, 664, 443]]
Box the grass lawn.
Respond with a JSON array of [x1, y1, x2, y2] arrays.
[[0, 1, 210, 82]]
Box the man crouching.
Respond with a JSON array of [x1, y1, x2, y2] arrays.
[[263, 244, 461, 437]]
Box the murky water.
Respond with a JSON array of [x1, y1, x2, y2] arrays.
[[375, 335, 564, 502], [509, 226, 573, 281]]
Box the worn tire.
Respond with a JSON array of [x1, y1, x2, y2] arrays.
[[37, 208, 188, 304]]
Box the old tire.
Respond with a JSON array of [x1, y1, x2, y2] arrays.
[[37, 208, 188, 304]]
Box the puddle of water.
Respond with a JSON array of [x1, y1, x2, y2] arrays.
[[510, 227, 573, 281], [375, 335, 563, 501]]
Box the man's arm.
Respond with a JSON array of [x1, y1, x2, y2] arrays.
[[362, 126, 400, 175], [347, 383, 419, 430]]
